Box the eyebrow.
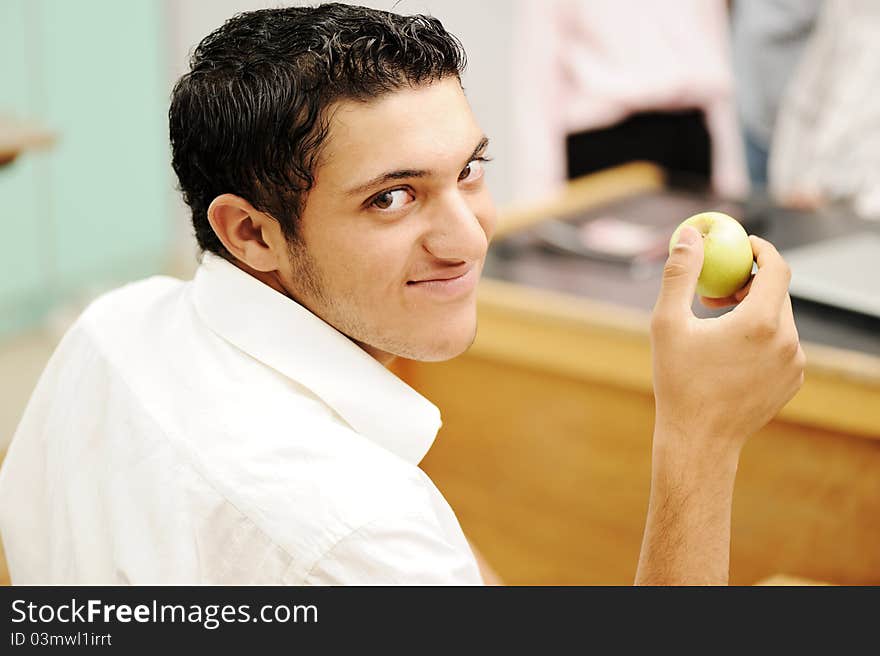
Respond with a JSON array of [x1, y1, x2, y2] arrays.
[[344, 135, 490, 197]]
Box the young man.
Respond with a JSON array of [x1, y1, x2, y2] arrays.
[[0, 4, 803, 585]]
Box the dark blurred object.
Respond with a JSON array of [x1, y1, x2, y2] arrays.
[[566, 110, 712, 192], [0, 115, 55, 167]]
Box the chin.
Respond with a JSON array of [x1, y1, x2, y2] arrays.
[[408, 322, 478, 363]]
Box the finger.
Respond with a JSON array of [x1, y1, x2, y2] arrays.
[[738, 236, 791, 323], [654, 225, 704, 320], [698, 275, 755, 309], [780, 292, 800, 343], [778, 295, 804, 387], [699, 295, 738, 309], [734, 275, 755, 302]]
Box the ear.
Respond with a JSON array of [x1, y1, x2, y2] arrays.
[[206, 194, 286, 272]]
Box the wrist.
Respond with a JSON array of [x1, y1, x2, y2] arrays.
[[650, 422, 741, 491]]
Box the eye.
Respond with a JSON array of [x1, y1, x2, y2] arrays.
[[458, 158, 487, 183], [370, 188, 414, 211]]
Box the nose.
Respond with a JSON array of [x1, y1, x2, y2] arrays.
[[422, 189, 489, 262]]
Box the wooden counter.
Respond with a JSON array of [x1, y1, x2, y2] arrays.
[[398, 162, 880, 585]]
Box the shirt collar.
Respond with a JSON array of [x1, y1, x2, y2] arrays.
[[191, 252, 442, 465]]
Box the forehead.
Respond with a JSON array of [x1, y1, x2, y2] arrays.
[[316, 78, 482, 187]]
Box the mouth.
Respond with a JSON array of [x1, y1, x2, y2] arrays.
[[406, 264, 478, 298]]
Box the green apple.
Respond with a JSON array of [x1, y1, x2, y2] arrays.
[[669, 211, 754, 298]]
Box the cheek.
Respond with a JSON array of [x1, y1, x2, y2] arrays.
[[334, 234, 411, 293]]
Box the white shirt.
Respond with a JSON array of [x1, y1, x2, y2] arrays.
[[0, 253, 482, 584]]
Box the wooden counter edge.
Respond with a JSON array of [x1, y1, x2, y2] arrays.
[[494, 160, 666, 239], [472, 277, 880, 439]]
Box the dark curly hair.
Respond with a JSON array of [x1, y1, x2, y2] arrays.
[[169, 3, 467, 257]]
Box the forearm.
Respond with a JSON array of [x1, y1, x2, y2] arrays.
[[635, 428, 741, 586]]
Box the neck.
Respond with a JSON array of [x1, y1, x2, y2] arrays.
[[227, 256, 398, 369]]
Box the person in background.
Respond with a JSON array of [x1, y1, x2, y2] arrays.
[[730, 0, 822, 189], [769, 0, 880, 219], [511, 0, 750, 201]]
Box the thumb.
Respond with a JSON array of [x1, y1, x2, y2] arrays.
[[655, 225, 704, 317]]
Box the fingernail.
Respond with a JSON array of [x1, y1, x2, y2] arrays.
[[677, 226, 699, 246]]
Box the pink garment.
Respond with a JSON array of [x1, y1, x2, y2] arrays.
[[511, 0, 749, 202]]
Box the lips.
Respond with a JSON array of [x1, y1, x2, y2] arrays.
[[407, 264, 472, 284], [405, 263, 478, 299]]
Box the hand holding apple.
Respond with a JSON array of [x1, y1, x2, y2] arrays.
[[651, 229, 805, 456], [668, 212, 754, 299]]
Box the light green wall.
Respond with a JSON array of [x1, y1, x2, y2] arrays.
[[0, 0, 170, 338]]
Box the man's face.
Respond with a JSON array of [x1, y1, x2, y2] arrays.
[[277, 77, 496, 363]]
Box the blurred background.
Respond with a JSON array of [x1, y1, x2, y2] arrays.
[[1, 0, 878, 585]]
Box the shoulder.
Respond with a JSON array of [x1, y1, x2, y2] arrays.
[[78, 275, 186, 336]]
